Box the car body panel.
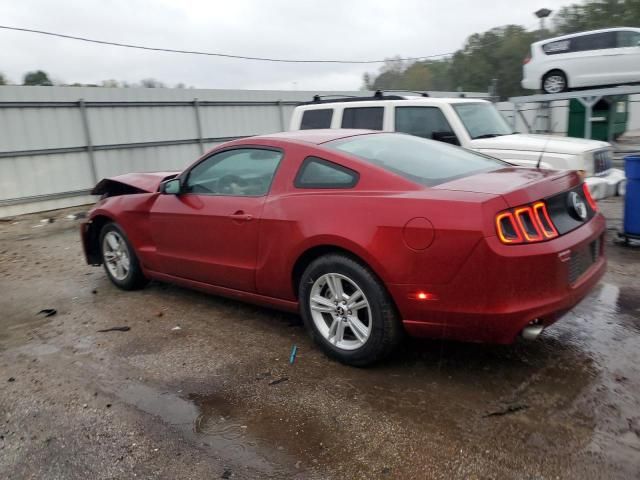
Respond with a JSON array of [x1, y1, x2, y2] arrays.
[[82, 131, 607, 345]]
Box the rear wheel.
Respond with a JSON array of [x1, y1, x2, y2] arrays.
[[299, 254, 402, 366], [100, 222, 149, 290], [542, 70, 567, 94]]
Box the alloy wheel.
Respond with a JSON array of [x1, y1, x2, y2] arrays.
[[544, 74, 566, 94], [309, 273, 372, 350], [102, 231, 131, 281]]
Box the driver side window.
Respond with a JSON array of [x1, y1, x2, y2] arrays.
[[185, 148, 283, 196]]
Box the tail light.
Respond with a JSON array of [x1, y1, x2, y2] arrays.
[[523, 54, 531, 64], [496, 201, 558, 245], [583, 183, 598, 212]]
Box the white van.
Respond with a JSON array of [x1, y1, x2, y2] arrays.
[[289, 94, 625, 199], [522, 27, 640, 94]]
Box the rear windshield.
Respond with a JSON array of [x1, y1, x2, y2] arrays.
[[324, 133, 508, 186]]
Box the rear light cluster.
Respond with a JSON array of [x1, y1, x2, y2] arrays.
[[496, 201, 558, 244], [582, 182, 598, 212], [523, 54, 531, 65]]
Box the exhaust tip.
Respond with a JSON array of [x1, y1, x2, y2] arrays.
[[521, 322, 544, 341]]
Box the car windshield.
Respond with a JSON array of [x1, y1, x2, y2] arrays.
[[453, 103, 515, 139], [324, 133, 508, 186]]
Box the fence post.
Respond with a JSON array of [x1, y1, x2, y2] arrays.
[[276, 100, 286, 132], [193, 98, 205, 154], [78, 99, 98, 183]]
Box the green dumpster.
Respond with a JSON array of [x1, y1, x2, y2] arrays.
[[567, 96, 629, 141]]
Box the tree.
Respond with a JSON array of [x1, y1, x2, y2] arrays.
[[139, 78, 165, 88], [553, 0, 640, 34], [0, 72, 7, 85], [23, 70, 53, 86]]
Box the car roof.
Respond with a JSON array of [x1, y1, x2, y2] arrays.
[[533, 27, 640, 45], [251, 129, 377, 145], [296, 97, 489, 110]]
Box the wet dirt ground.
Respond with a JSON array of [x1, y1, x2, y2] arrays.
[[1, 198, 639, 479]]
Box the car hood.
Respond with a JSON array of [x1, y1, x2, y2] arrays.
[[92, 171, 179, 195], [470, 133, 610, 155], [434, 167, 581, 207]]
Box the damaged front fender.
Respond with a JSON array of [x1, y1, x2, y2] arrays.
[[92, 171, 180, 197]]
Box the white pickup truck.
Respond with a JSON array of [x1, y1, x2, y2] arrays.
[[289, 95, 625, 199]]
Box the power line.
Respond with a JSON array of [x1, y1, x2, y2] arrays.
[[0, 24, 458, 64]]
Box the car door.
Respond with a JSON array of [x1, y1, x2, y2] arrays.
[[614, 30, 640, 83], [149, 147, 284, 292], [570, 32, 619, 86]]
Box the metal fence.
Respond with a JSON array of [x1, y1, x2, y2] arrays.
[[0, 86, 492, 217]]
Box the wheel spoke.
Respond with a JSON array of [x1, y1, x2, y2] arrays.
[[106, 233, 119, 250], [115, 262, 125, 279], [350, 299, 368, 311], [334, 319, 346, 344], [346, 290, 363, 309], [325, 274, 344, 301], [103, 251, 116, 262], [311, 295, 335, 309], [327, 317, 339, 341], [348, 316, 369, 344]]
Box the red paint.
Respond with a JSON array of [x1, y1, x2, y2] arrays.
[[82, 130, 606, 344]]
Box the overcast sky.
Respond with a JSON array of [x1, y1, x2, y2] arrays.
[[1, 0, 573, 90]]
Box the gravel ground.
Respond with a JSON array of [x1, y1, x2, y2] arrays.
[[1, 197, 639, 479]]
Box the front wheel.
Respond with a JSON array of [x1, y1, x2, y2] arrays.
[[299, 254, 402, 366], [542, 70, 567, 94], [100, 222, 149, 290]]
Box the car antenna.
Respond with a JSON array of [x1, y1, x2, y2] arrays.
[[536, 136, 551, 169]]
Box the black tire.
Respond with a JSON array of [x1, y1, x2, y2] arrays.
[[542, 70, 567, 94], [299, 254, 402, 366], [99, 222, 149, 290]]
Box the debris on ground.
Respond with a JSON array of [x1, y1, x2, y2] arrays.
[[7, 377, 15, 382], [269, 377, 289, 386], [91, 289, 97, 294], [65, 212, 87, 220], [171, 326, 181, 331], [97, 326, 131, 332], [37, 308, 57, 317], [155, 311, 164, 317], [221, 467, 232, 479], [483, 403, 529, 418], [289, 345, 298, 364]]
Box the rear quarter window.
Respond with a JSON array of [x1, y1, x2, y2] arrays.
[[295, 157, 358, 189], [300, 109, 333, 129]]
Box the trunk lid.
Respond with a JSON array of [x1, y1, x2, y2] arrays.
[[433, 167, 581, 207]]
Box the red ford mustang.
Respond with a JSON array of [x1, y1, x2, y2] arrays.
[[81, 130, 606, 365]]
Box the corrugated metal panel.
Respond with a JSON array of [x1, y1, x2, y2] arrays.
[[0, 86, 492, 217]]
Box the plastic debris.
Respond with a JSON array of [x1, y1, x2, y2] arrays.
[[269, 377, 289, 386], [483, 403, 528, 418], [171, 326, 181, 331], [97, 326, 131, 332], [37, 309, 57, 317], [289, 345, 298, 364]]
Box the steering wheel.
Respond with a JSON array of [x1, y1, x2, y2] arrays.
[[216, 174, 248, 194]]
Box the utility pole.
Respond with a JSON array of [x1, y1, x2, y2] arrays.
[[535, 8, 552, 34]]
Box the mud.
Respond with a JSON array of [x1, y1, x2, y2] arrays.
[[1, 197, 639, 479]]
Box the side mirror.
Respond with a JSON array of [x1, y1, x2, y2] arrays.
[[432, 131, 460, 146], [162, 178, 182, 195]]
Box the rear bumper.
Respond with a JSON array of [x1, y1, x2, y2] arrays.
[[391, 214, 606, 344]]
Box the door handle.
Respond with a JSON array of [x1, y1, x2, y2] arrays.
[[230, 211, 253, 221]]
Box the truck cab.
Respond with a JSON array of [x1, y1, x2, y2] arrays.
[[289, 94, 624, 199]]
